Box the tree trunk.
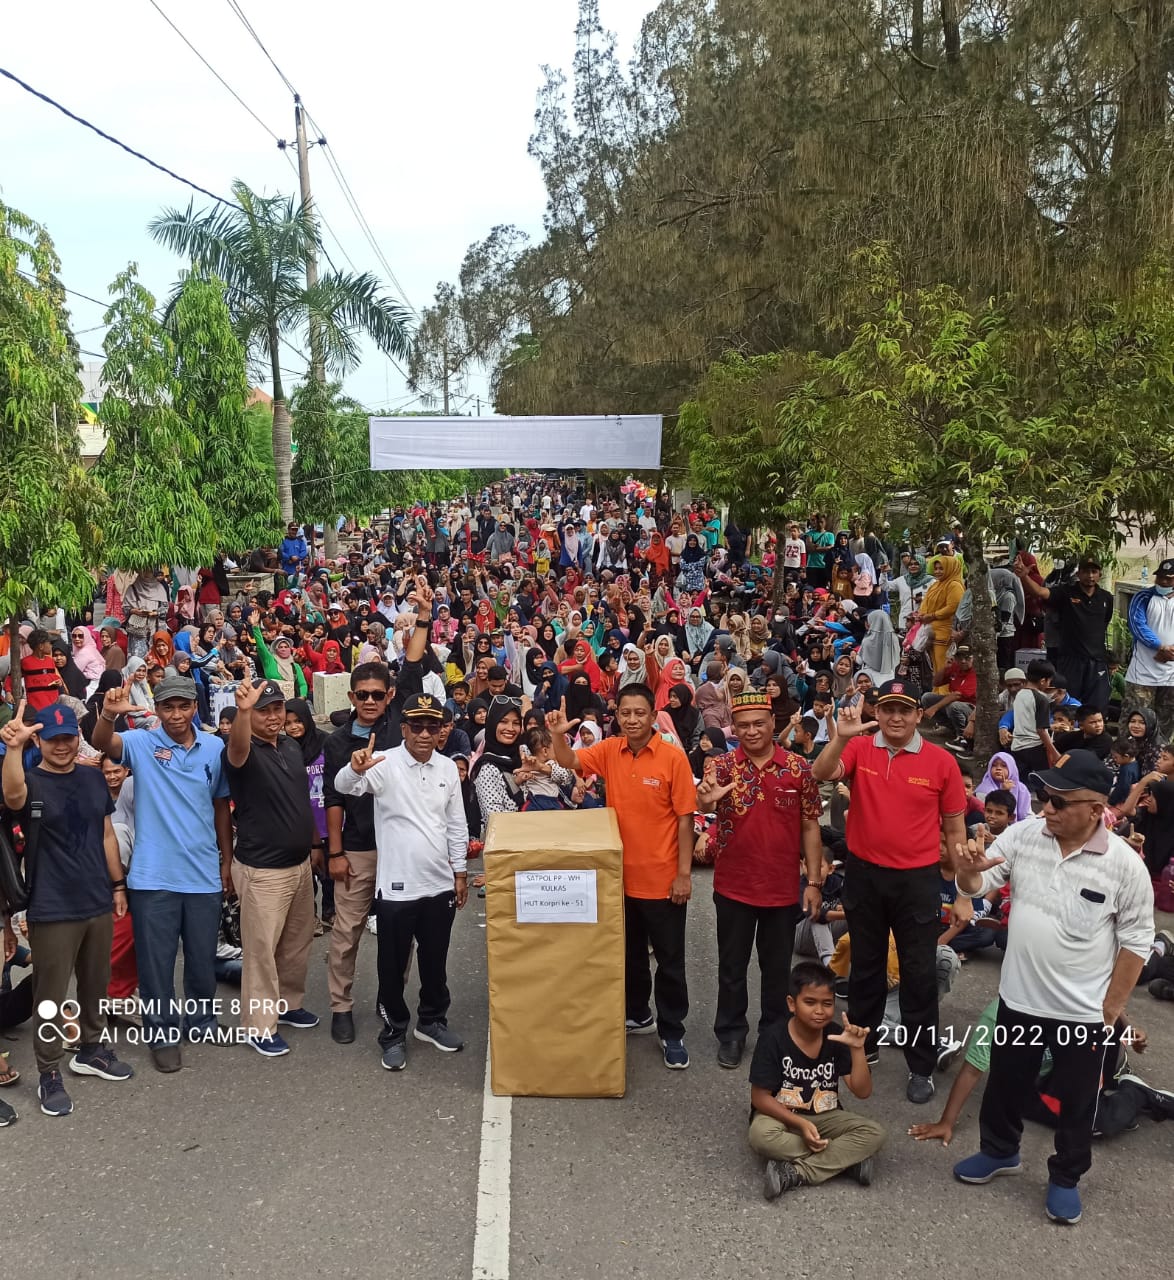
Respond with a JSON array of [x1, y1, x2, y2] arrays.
[[940, 0, 961, 65], [8, 615, 22, 701], [961, 534, 999, 769], [324, 522, 339, 560], [771, 524, 788, 608], [272, 397, 294, 524], [912, 0, 925, 60]]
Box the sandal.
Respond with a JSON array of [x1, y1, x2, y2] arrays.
[[0, 1053, 20, 1088]]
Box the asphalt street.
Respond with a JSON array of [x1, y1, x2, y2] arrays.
[[1, 867, 1170, 1280]]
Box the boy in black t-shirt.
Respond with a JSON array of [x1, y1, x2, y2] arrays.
[[749, 962, 885, 1199], [1053, 705, 1113, 760]]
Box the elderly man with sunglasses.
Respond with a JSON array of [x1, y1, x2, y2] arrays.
[[951, 750, 1153, 1227], [321, 577, 434, 1045]]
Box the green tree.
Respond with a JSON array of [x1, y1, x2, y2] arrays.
[[95, 266, 216, 571], [149, 180, 413, 521], [0, 200, 104, 692], [171, 276, 281, 552]]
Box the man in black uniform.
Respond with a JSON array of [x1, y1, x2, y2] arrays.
[[321, 576, 433, 1043], [1015, 555, 1113, 711]]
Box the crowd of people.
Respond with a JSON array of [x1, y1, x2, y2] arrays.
[[0, 474, 1171, 1226]]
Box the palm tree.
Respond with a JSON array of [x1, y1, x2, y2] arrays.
[[150, 179, 412, 520]]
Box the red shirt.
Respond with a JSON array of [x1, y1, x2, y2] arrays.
[[945, 662, 977, 702], [838, 732, 966, 870], [710, 747, 821, 907]]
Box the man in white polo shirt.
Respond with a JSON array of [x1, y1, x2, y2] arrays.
[[951, 750, 1153, 1227]]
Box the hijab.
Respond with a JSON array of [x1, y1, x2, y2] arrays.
[[656, 658, 689, 709], [854, 553, 877, 584], [975, 752, 1032, 822], [618, 643, 647, 689], [536, 621, 559, 658], [124, 656, 152, 709], [681, 534, 707, 564], [903, 555, 933, 592], [70, 627, 106, 681], [284, 698, 326, 767], [923, 555, 964, 621], [51, 639, 88, 699], [831, 658, 855, 699], [471, 698, 523, 780], [563, 638, 602, 691], [666, 682, 701, 747], [685, 607, 714, 655], [858, 610, 901, 680]]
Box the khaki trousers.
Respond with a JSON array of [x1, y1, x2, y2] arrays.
[[749, 1107, 886, 1185], [326, 849, 377, 1012], [234, 859, 315, 1037], [29, 914, 113, 1074]]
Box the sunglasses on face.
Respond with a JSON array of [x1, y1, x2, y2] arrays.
[[404, 720, 443, 735], [1037, 789, 1096, 811], [352, 689, 388, 703]]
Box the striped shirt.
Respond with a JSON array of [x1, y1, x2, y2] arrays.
[[965, 816, 1153, 1023]]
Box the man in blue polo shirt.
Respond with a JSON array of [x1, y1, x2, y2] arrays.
[[92, 672, 233, 1073]]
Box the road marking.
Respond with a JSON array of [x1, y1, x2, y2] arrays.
[[472, 1034, 512, 1280]]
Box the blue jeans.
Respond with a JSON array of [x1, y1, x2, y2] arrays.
[[127, 889, 221, 1044]]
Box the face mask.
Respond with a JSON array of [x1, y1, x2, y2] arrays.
[[1156, 585, 1174, 597]]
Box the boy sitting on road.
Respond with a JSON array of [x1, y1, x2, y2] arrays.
[[749, 962, 885, 1200]]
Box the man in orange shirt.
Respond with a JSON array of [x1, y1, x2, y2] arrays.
[[548, 684, 698, 1069]]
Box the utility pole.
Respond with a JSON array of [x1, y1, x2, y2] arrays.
[[442, 337, 451, 415], [290, 97, 337, 556]]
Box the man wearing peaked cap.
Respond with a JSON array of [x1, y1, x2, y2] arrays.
[[952, 750, 1153, 1224], [1123, 557, 1174, 744], [1, 699, 135, 1116]]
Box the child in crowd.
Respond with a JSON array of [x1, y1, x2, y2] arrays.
[[1053, 705, 1113, 759], [517, 726, 586, 811], [937, 833, 997, 957], [749, 963, 885, 1199], [959, 766, 986, 829], [795, 848, 846, 966], [1109, 738, 1141, 807]]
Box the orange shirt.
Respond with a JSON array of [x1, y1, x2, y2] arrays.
[[576, 733, 698, 899]]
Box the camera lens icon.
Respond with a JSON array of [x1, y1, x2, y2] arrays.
[[36, 998, 81, 1045]]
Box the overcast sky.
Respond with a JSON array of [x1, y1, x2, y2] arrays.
[[2, 0, 654, 413]]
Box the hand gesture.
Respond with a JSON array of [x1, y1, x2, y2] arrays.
[[788, 710, 803, 727], [833, 701, 878, 738], [544, 698, 580, 738], [1011, 557, 1029, 580], [0, 701, 41, 749], [350, 733, 385, 774], [696, 756, 735, 808], [98, 683, 135, 719], [412, 573, 434, 609], [827, 1018, 870, 1051], [795, 1118, 828, 1153], [234, 678, 264, 711], [953, 829, 1004, 876]]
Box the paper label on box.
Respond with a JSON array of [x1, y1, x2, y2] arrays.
[[514, 870, 598, 924]]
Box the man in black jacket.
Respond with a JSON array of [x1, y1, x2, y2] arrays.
[[322, 577, 433, 1044]]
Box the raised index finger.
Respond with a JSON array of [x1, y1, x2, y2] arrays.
[[368, 733, 376, 752]]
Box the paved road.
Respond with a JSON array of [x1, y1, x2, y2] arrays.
[[2, 868, 1171, 1279]]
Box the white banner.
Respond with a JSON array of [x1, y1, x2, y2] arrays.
[[368, 414, 662, 471]]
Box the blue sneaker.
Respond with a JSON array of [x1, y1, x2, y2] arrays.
[[660, 1038, 690, 1070], [247, 1031, 291, 1058], [1045, 1181, 1082, 1225], [38, 1070, 74, 1117], [277, 1007, 320, 1029], [70, 1044, 134, 1081], [953, 1151, 1023, 1183]]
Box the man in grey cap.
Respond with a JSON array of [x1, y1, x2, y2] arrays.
[[1123, 557, 1174, 742], [93, 672, 234, 1072]]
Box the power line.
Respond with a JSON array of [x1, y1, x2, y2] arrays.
[[0, 66, 242, 210], [224, 0, 297, 96], [146, 0, 280, 141]]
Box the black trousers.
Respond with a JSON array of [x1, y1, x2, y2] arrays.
[[625, 896, 688, 1041], [713, 891, 799, 1043], [979, 999, 1106, 1187], [1057, 654, 1109, 712], [1011, 744, 1049, 779], [0, 973, 33, 1029], [842, 853, 940, 1077], [374, 891, 456, 1046]]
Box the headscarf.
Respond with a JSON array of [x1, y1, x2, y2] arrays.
[[70, 626, 106, 681], [471, 697, 524, 781], [1128, 706, 1161, 775], [858, 610, 901, 681], [832, 532, 854, 571], [284, 698, 326, 767], [124, 656, 152, 709], [923, 554, 964, 622], [321, 639, 346, 674], [854, 553, 877, 585], [533, 661, 568, 711], [681, 534, 707, 564], [903, 555, 933, 592], [831, 658, 855, 699], [656, 658, 689, 709], [975, 752, 1032, 822], [561, 638, 602, 691], [51, 639, 88, 699], [536, 620, 559, 659], [618, 643, 647, 689], [685, 607, 714, 655], [666, 682, 701, 748], [146, 628, 175, 670]]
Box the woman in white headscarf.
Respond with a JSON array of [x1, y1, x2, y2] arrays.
[[858, 609, 902, 684], [618, 642, 647, 689]]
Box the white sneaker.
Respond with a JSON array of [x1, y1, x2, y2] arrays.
[[366, 915, 378, 935]]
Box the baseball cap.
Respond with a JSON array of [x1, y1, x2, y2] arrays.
[[875, 679, 919, 707], [35, 702, 79, 738], [1158, 559, 1174, 576], [153, 674, 199, 704], [402, 692, 444, 720], [1028, 749, 1113, 798], [1003, 668, 1027, 682], [955, 645, 972, 658], [1077, 556, 1101, 571], [254, 680, 286, 709]]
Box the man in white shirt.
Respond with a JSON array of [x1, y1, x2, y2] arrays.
[[333, 693, 469, 1072], [1124, 558, 1174, 743], [951, 751, 1153, 1226]]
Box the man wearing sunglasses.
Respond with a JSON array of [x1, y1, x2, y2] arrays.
[[951, 750, 1153, 1226], [334, 693, 468, 1072], [321, 576, 435, 1045]]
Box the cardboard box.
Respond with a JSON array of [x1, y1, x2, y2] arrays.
[[484, 808, 625, 1098], [313, 670, 351, 716]]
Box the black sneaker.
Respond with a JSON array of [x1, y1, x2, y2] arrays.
[[0, 1098, 16, 1126], [414, 1022, 464, 1052], [847, 1156, 874, 1186], [763, 1159, 804, 1200], [331, 1012, 356, 1044], [865, 1050, 880, 1067], [907, 1072, 936, 1104], [70, 1045, 134, 1081], [717, 1039, 745, 1069], [936, 1038, 965, 1073], [38, 1070, 73, 1117], [945, 739, 974, 756], [381, 1041, 407, 1072], [277, 1007, 320, 1029], [1149, 978, 1174, 1002]]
